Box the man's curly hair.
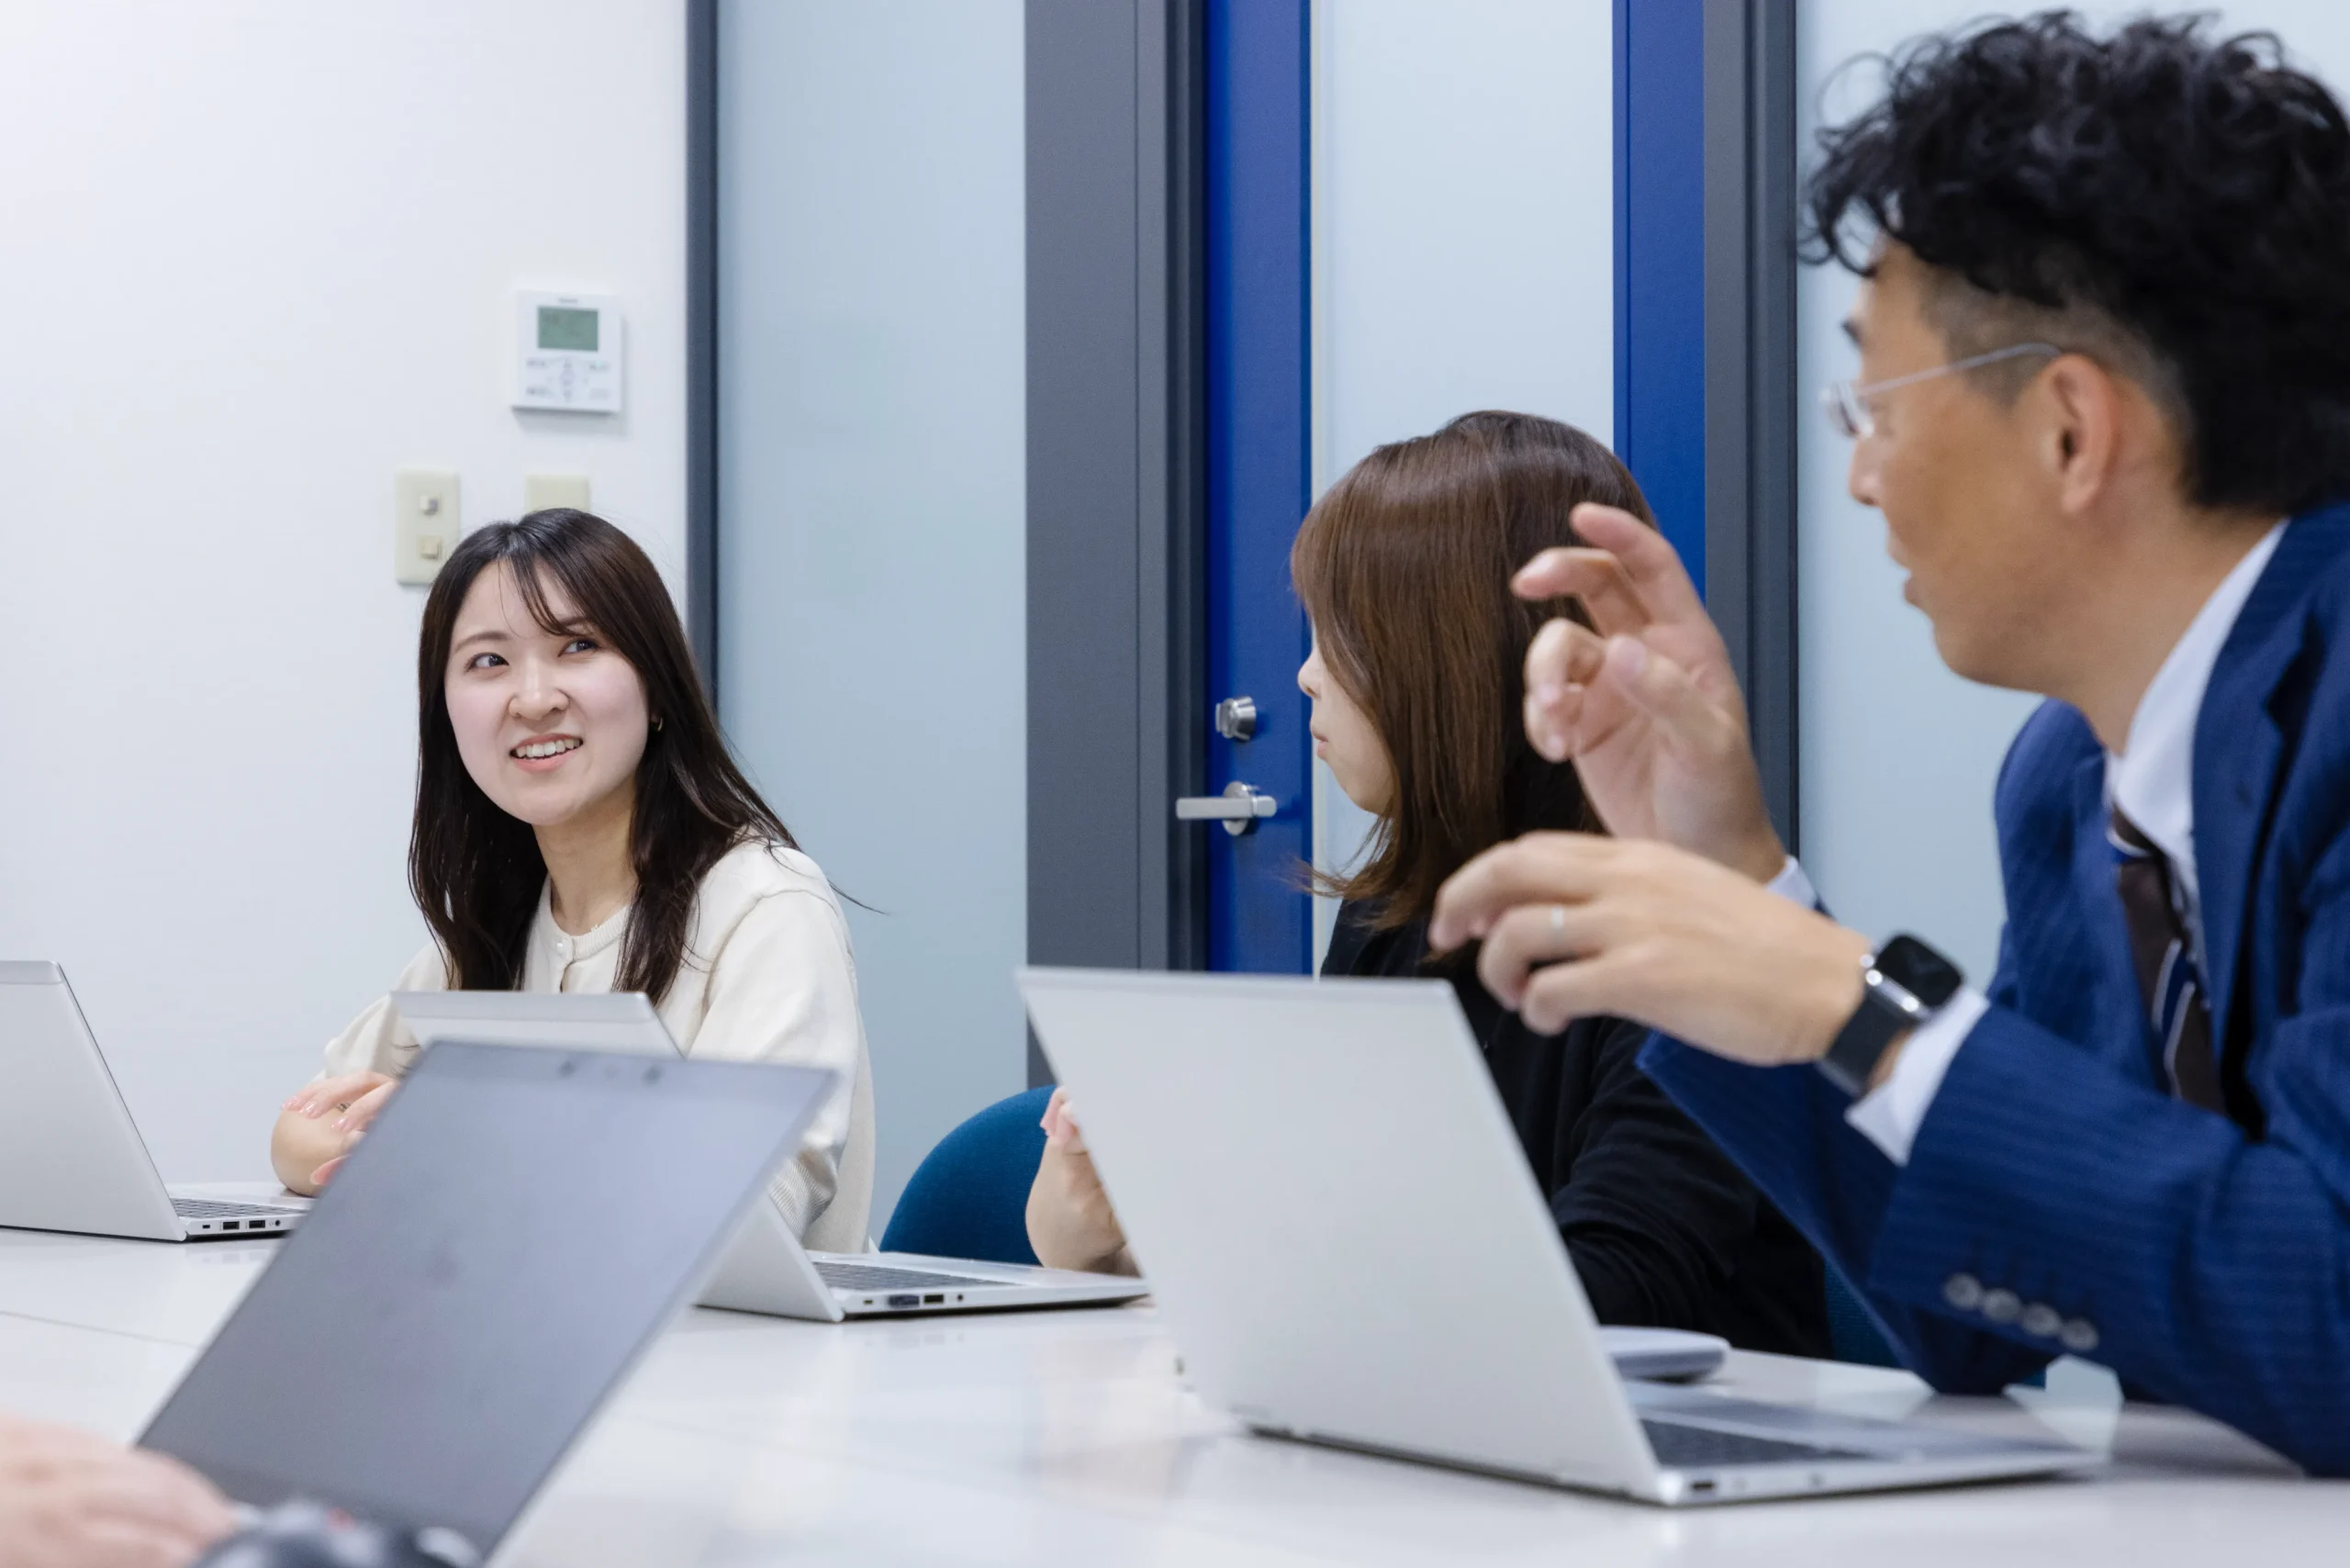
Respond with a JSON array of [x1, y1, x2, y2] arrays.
[[1805, 10, 2350, 515]]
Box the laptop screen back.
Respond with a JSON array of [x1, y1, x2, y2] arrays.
[[140, 1042, 832, 1555], [391, 990, 679, 1056], [1016, 967, 1656, 1495]]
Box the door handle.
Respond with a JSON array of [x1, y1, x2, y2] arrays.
[[1175, 781, 1278, 836]]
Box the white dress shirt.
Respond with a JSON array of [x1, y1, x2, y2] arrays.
[[319, 838, 878, 1251], [1806, 521, 2286, 1163]]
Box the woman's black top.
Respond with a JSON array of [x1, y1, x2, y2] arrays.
[[1326, 902, 1829, 1358]]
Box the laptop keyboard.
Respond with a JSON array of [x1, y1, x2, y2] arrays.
[[815, 1261, 1008, 1292], [1641, 1420, 1874, 1470], [172, 1199, 298, 1220]]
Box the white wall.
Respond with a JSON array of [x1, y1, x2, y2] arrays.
[[1309, 0, 1617, 959], [0, 1, 687, 1180], [1796, 0, 2350, 978], [713, 1, 1026, 1228]]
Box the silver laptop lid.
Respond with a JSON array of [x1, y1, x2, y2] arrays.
[[0, 961, 180, 1239], [140, 1042, 836, 1555], [1018, 966, 1660, 1498], [392, 991, 677, 1056]]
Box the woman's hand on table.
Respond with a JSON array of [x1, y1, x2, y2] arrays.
[[279, 1071, 399, 1188], [1026, 1089, 1137, 1277]]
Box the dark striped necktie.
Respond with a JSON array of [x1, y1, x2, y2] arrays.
[[2107, 806, 2225, 1113]]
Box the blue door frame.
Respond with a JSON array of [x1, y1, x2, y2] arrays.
[[1203, 0, 1313, 975], [1616, 0, 1707, 582], [1202, 0, 1707, 976]]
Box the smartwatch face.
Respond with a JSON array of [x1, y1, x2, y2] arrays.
[[1876, 935, 1964, 1009]]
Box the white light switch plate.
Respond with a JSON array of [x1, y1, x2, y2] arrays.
[[523, 474, 591, 514], [394, 470, 459, 586]]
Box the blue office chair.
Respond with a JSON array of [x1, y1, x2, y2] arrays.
[[879, 1085, 1056, 1265], [1824, 1263, 1901, 1367]]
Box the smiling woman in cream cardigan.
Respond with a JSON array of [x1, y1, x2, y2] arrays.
[[271, 509, 874, 1254]]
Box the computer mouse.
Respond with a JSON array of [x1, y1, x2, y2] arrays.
[[193, 1501, 479, 1568]]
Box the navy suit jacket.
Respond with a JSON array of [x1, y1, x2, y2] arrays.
[[1640, 501, 2350, 1474]]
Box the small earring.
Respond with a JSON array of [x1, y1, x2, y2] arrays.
[[652, 716, 665, 732]]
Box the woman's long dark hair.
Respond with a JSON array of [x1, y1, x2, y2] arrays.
[[1290, 411, 1654, 930], [410, 509, 795, 1000]]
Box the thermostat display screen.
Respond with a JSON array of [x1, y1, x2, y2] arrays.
[[537, 305, 599, 353], [516, 291, 621, 413]]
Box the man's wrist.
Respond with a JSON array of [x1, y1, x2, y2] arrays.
[[1799, 924, 1874, 1062], [1818, 934, 1967, 1092]]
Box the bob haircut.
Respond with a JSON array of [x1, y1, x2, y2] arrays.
[[1290, 410, 1654, 929], [410, 509, 796, 999]]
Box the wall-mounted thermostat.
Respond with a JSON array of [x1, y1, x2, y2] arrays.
[[514, 291, 622, 413]]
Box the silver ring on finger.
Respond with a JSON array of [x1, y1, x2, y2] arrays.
[[1548, 903, 1582, 962]]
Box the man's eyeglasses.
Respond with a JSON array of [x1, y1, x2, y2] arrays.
[[1821, 342, 2065, 439]]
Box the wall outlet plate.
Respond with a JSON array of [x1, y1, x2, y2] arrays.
[[523, 474, 591, 514], [394, 470, 459, 585]]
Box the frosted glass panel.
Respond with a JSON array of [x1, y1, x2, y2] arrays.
[[716, 0, 1025, 1226], [1309, 0, 1615, 963]]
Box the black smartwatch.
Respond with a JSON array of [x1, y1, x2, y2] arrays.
[[1817, 934, 1964, 1097]]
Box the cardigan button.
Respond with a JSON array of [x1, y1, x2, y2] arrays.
[[2020, 1303, 2063, 1338], [1942, 1273, 1985, 1311], [2060, 1318, 2100, 1354], [1980, 1288, 2021, 1324]]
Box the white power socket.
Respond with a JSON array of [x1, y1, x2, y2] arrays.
[[394, 470, 459, 585], [523, 474, 591, 514]]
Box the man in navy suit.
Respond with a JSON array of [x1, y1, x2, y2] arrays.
[[1430, 14, 2350, 1473]]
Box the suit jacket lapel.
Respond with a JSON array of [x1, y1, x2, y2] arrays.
[[2196, 505, 2350, 1058]]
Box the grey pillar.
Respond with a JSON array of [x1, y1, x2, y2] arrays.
[[1024, 0, 1209, 1083], [1703, 0, 1801, 851]]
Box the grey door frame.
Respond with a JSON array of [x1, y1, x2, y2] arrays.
[[686, 0, 720, 696], [1702, 0, 1801, 852], [1024, 0, 1211, 1081]]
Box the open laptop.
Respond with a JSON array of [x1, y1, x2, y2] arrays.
[[0, 962, 308, 1240], [394, 991, 1147, 1319], [140, 1041, 837, 1562], [1018, 967, 2102, 1506]]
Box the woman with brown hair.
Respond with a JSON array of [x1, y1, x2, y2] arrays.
[[269, 510, 874, 1252], [1027, 412, 1827, 1353]]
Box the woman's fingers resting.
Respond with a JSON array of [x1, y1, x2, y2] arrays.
[[332, 1080, 398, 1134], [308, 1142, 356, 1189], [1026, 1130, 1125, 1273], [1039, 1088, 1087, 1153], [282, 1071, 395, 1119]]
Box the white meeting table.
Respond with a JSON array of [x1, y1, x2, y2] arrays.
[[0, 1227, 2336, 1566]]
